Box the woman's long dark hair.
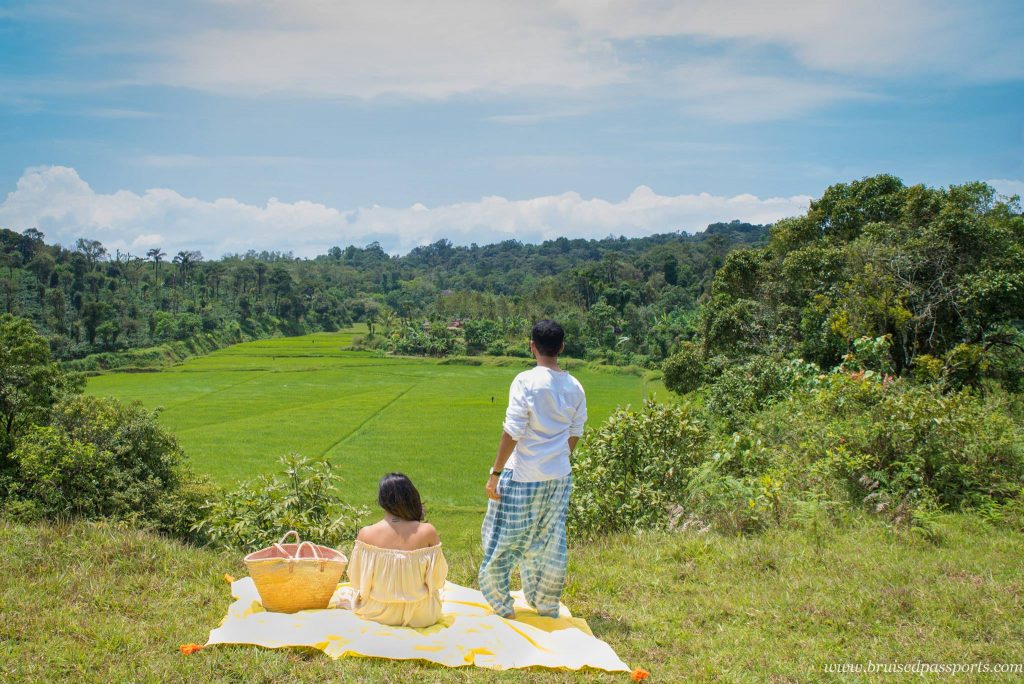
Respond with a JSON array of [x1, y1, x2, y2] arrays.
[[378, 472, 424, 522]]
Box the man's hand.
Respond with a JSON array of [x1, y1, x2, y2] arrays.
[[485, 474, 501, 500], [486, 432, 517, 501]]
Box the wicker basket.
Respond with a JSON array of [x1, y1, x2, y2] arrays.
[[244, 531, 348, 613]]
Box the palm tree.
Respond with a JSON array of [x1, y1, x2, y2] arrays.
[[146, 248, 166, 280], [173, 250, 192, 285], [379, 308, 399, 336]]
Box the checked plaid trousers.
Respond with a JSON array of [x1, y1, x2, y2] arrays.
[[478, 469, 573, 619]]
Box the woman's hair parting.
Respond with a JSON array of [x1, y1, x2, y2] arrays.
[[378, 472, 425, 522]]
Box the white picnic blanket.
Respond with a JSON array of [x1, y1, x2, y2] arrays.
[[206, 577, 631, 672]]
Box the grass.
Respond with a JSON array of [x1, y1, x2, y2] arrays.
[[3, 515, 1022, 682], [48, 328, 1022, 681], [84, 327, 665, 547]]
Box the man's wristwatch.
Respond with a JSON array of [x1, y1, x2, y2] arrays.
[[489, 467, 503, 477]]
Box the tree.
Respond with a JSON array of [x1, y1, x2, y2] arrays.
[[2, 250, 23, 279], [269, 266, 293, 314], [18, 228, 45, 261], [663, 341, 720, 395], [75, 238, 107, 268], [362, 296, 382, 335], [0, 315, 83, 459], [254, 262, 269, 296], [147, 247, 166, 280], [700, 176, 1024, 375]]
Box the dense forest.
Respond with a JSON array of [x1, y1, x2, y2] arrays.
[[664, 175, 1024, 394], [0, 219, 767, 368]]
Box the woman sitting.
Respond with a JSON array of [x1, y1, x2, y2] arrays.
[[345, 472, 448, 628]]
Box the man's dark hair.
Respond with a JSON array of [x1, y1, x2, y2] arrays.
[[378, 472, 424, 521], [531, 319, 564, 357]]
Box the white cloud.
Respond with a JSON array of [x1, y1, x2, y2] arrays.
[[124, 0, 1020, 106], [142, 1, 626, 100], [664, 60, 874, 121], [485, 108, 598, 125], [9, 1, 1019, 122], [559, 0, 1023, 81], [130, 233, 164, 249], [134, 154, 208, 168], [0, 166, 811, 258], [130, 154, 320, 168]]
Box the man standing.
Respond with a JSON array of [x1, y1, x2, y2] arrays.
[[478, 320, 587, 619]]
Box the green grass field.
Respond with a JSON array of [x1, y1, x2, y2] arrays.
[[85, 327, 665, 548], [5, 516, 1022, 683], [7, 330, 1020, 681]]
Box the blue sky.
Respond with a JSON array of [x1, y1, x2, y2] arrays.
[[0, 0, 1021, 257]]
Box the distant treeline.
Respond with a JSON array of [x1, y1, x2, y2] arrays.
[[0, 219, 767, 366]]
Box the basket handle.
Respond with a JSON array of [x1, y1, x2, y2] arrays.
[[295, 540, 321, 560], [272, 531, 302, 560], [295, 540, 329, 572]]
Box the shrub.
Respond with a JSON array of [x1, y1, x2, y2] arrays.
[[6, 395, 208, 538], [704, 356, 819, 429], [9, 425, 115, 517], [863, 385, 1023, 508], [661, 341, 719, 395], [683, 455, 779, 535], [575, 365, 1023, 539], [732, 373, 1024, 520], [910, 354, 945, 384], [568, 400, 705, 539], [149, 470, 220, 542], [0, 314, 84, 459], [838, 335, 895, 375], [392, 325, 466, 357], [50, 395, 185, 514], [196, 453, 369, 551]]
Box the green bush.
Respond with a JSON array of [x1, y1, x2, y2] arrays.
[[683, 454, 780, 535], [0, 314, 84, 459], [392, 325, 466, 357], [49, 395, 185, 513], [5, 394, 209, 538], [704, 356, 819, 429], [727, 373, 1024, 522], [838, 335, 895, 375], [574, 365, 1023, 539], [196, 453, 369, 551], [661, 341, 720, 395], [9, 425, 115, 517], [864, 385, 1022, 507], [568, 400, 705, 539], [148, 470, 221, 542]]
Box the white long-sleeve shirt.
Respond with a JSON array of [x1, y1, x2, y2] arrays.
[[502, 366, 587, 482]]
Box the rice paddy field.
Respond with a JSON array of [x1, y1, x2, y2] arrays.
[[84, 327, 664, 549]]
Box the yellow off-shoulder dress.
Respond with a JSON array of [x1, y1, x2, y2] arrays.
[[347, 539, 449, 628]]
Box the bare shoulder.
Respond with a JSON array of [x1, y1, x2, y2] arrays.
[[417, 522, 441, 546], [356, 522, 382, 544]]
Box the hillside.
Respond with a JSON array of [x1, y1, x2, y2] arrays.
[[4, 515, 1022, 682], [0, 221, 768, 368]]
